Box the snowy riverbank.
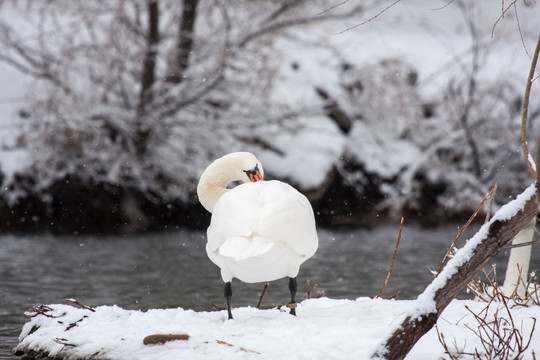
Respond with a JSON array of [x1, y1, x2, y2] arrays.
[[15, 297, 540, 359]]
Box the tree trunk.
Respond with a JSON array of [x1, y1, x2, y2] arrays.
[[373, 184, 540, 360], [138, 0, 160, 114], [167, 0, 199, 83], [135, 0, 160, 155]]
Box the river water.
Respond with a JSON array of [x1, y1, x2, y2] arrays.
[[1, 226, 539, 358]]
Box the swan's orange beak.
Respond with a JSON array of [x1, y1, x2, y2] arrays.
[[249, 169, 264, 182]]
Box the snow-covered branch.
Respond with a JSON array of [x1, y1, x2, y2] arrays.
[[373, 184, 540, 360]]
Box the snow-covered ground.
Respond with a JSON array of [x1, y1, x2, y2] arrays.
[[15, 297, 540, 359]]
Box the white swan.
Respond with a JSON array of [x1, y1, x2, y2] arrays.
[[197, 152, 318, 319]]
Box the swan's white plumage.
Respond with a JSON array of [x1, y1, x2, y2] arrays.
[[198, 153, 318, 284]]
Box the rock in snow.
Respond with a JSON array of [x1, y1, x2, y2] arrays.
[[15, 297, 539, 359]]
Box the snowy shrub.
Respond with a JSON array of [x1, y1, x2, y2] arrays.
[[0, 1, 307, 202], [0, 0, 538, 231]]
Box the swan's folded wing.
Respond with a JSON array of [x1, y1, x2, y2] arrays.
[[255, 181, 318, 257], [207, 181, 318, 258], [206, 188, 258, 252], [218, 236, 276, 261]]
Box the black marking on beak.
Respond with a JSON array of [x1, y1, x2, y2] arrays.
[[244, 164, 263, 182]]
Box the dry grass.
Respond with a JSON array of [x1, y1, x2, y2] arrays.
[[437, 289, 537, 360]]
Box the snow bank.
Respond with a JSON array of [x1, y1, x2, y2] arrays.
[[15, 297, 540, 359]]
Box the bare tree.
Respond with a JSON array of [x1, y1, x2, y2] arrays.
[[0, 0, 368, 221]]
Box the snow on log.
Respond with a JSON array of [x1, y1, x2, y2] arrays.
[[372, 183, 540, 360]]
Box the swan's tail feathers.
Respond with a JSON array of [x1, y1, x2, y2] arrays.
[[218, 236, 275, 261]]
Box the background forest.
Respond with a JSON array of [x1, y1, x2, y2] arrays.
[[0, 0, 539, 234]]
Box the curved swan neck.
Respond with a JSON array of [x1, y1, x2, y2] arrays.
[[197, 152, 262, 213], [197, 168, 231, 213]]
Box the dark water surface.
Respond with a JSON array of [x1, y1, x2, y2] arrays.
[[1, 226, 539, 358]]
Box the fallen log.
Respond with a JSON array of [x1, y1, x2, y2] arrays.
[[372, 183, 540, 359]]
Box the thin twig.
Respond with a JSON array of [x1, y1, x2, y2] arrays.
[[484, 182, 498, 223], [521, 34, 540, 179], [491, 0, 518, 38], [216, 340, 260, 354], [336, 0, 402, 34], [256, 282, 269, 309], [430, 0, 455, 11], [317, 0, 349, 15], [388, 290, 401, 300], [375, 217, 403, 299], [505, 238, 540, 249], [25, 305, 57, 318], [306, 279, 317, 299], [63, 298, 95, 312], [436, 185, 496, 276], [211, 302, 225, 311], [537, 132, 540, 184], [54, 338, 76, 347], [513, 3, 529, 58], [240, 9, 362, 47]]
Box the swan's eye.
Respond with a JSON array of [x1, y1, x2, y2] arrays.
[[244, 164, 263, 182]]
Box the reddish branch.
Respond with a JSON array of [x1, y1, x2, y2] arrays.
[[521, 35, 540, 178], [375, 217, 403, 299], [256, 282, 269, 309], [436, 185, 496, 276]]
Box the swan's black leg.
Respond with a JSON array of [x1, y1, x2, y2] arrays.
[[224, 282, 233, 320], [288, 277, 297, 316]]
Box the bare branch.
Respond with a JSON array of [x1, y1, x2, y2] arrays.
[[266, 0, 307, 21], [211, 302, 225, 311], [521, 34, 540, 179], [491, 0, 530, 57], [485, 182, 498, 222], [430, 0, 455, 11], [317, 0, 350, 15], [375, 217, 403, 299], [437, 184, 497, 276], [491, 0, 518, 38], [63, 298, 95, 312], [256, 282, 269, 309], [336, 0, 402, 34], [239, 8, 362, 47]]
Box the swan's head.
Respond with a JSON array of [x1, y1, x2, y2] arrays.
[[235, 152, 264, 183], [197, 152, 264, 212]]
